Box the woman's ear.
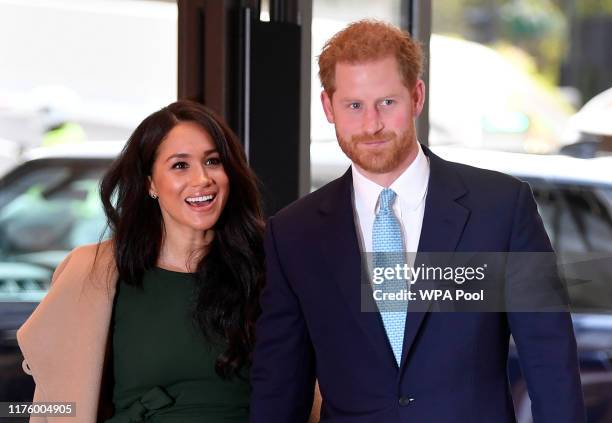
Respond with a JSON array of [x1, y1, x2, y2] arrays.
[[148, 175, 157, 198]]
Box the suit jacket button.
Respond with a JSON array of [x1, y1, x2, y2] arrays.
[[399, 396, 413, 406]]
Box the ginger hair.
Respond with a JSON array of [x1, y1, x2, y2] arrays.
[[318, 20, 423, 95]]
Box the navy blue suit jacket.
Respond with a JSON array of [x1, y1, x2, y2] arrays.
[[251, 146, 585, 423]]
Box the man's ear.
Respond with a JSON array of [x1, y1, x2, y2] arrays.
[[321, 90, 335, 124], [412, 79, 426, 118]]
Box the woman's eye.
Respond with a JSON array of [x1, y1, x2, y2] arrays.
[[349, 102, 361, 110], [172, 161, 188, 169], [205, 157, 222, 166], [381, 99, 394, 106]]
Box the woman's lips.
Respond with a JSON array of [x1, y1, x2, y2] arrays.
[[185, 194, 217, 210]]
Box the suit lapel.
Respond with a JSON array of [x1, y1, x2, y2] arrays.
[[319, 169, 398, 367], [399, 146, 470, 370], [317, 147, 471, 371]]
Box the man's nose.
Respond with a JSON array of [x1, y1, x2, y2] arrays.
[[362, 107, 383, 134]]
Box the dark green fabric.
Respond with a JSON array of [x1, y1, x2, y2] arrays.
[[107, 268, 249, 423]]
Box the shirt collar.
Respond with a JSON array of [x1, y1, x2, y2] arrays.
[[352, 142, 430, 213]]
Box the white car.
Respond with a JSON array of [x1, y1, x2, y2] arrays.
[[0, 138, 21, 177], [0, 141, 123, 284]]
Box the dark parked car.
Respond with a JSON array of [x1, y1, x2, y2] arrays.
[[0, 142, 122, 402]]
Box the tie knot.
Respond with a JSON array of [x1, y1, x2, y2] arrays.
[[378, 188, 397, 212]]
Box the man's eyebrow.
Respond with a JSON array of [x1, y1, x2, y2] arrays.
[[337, 95, 398, 103], [378, 94, 399, 99]]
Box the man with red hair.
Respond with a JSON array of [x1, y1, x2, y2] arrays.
[[251, 20, 585, 423]]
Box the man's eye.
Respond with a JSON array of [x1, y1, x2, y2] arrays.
[[205, 157, 222, 166], [349, 102, 361, 110], [381, 99, 394, 106], [172, 162, 188, 169]]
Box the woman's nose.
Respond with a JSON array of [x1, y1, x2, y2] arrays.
[[193, 165, 212, 186]]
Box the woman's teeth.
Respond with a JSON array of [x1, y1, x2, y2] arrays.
[[186, 194, 215, 205]]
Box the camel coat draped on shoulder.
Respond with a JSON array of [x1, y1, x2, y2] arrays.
[[17, 240, 118, 423]]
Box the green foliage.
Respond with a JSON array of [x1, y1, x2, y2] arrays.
[[500, 0, 564, 38], [499, 0, 567, 84], [433, 0, 569, 84], [576, 0, 612, 16]]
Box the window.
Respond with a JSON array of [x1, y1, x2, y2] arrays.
[[430, 0, 612, 154], [0, 158, 111, 301], [0, 0, 177, 151], [309, 0, 404, 189]]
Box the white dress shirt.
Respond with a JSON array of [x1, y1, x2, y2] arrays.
[[352, 143, 430, 254]]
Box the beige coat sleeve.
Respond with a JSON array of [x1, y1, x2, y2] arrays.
[[16, 241, 116, 423], [19, 250, 75, 390]]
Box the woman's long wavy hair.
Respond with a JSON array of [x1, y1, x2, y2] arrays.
[[100, 100, 265, 379]]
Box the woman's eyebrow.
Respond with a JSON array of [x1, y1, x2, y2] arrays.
[[165, 149, 218, 162], [165, 152, 190, 162]]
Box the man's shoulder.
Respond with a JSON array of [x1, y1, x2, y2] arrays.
[[272, 175, 348, 223], [434, 154, 526, 201], [442, 155, 522, 185]]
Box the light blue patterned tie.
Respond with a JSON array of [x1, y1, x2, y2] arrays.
[[372, 188, 407, 366]]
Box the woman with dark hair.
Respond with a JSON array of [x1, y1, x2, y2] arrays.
[[17, 100, 264, 422]]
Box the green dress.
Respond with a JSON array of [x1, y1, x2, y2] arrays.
[[106, 268, 250, 423]]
